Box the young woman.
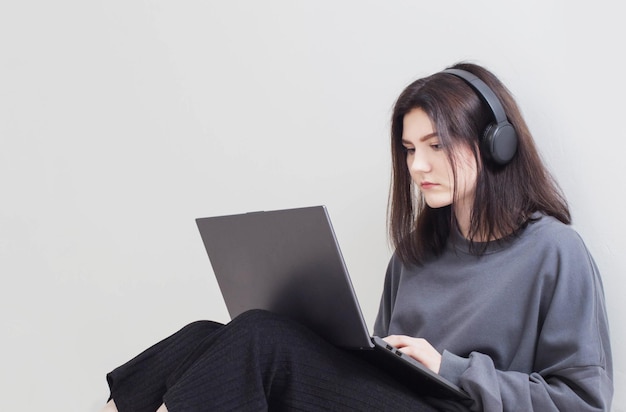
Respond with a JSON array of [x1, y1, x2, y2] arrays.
[[102, 62, 613, 411]]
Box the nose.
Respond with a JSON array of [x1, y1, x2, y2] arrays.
[[408, 150, 431, 173]]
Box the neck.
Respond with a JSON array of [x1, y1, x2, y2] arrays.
[[454, 206, 495, 242], [455, 207, 511, 242], [454, 205, 472, 240]]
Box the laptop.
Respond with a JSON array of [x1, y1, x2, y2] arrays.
[[196, 205, 470, 401]]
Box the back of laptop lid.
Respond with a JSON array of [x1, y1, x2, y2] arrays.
[[196, 205, 374, 350]]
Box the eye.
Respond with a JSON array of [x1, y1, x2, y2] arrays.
[[402, 146, 415, 155], [430, 142, 443, 151]]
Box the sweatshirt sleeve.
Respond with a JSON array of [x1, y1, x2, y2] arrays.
[[439, 234, 613, 411]]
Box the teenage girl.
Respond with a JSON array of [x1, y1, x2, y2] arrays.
[[102, 62, 612, 412]]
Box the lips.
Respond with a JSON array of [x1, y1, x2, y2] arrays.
[[420, 181, 438, 189]]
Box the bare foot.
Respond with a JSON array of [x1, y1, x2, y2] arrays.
[[101, 400, 118, 412]]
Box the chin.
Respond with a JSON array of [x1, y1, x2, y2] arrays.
[[424, 199, 453, 209]]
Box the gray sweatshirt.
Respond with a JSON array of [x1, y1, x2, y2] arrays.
[[374, 214, 613, 411]]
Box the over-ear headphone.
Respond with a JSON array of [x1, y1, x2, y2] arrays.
[[442, 68, 518, 165]]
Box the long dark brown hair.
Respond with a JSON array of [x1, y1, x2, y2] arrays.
[[388, 62, 570, 265]]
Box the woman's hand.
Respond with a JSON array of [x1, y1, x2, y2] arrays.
[[383, 335, 442, 374]]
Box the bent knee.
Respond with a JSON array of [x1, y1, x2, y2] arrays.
[[231, 309, 318, 344], [177, 319, 223, 337]]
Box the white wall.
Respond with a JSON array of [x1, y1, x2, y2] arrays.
[[0, 1, 623, 410]]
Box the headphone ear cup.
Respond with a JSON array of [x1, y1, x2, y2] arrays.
[[481, 122, 518, 165], [481, 123, 497, 160]]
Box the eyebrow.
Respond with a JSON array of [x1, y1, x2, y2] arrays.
[[402, 132, 438, 145]]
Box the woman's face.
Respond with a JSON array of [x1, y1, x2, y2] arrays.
[[401, 108, 478, 214]]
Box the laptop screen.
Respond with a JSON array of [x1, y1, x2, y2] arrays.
[[196, 205, 374, 349]]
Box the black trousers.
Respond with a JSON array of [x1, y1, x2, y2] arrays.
[[107, 310, 452, 411]]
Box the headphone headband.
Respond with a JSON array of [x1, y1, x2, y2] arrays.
[[442, 69, 508, 125], [441, 68, 518, 165]]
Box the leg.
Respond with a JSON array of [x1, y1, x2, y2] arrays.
[[163, 310, 439, 411], [106, 320, 223, 412]]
